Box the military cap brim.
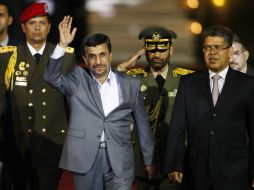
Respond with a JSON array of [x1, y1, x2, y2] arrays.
[[138, 26, 177, 40]]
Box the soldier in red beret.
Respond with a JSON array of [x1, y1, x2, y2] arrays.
[[0, 2, 76, 190]]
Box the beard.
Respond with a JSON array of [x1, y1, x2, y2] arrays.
[[148, 57, 169, 71]]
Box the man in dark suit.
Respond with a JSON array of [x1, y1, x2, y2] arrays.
[[230, 34, 254, 76], [164, 25, 254, 190], [0, 3, 75, 190], [44, 16, 155, 190]]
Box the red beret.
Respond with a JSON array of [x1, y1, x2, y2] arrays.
[[19, 3, 49, 23]]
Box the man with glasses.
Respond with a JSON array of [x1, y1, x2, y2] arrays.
[[117, 26, 192, 190], [229, 34, 254, 76], [164, 25, 254, 190]]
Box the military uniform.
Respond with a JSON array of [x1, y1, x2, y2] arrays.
[[128, 66, 191, 190], [121, 25, 193, 190], [0, 43, 75, 189]]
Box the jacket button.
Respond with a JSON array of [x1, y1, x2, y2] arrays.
[[28, 103, 33, 107], [29, 89, 33, 94], [42, 101, 46, 106], [210, 131, 214, 135], [42, 128, 46, 133], [42, 115, 46, 119], [42, 88, 46, 93], [212, 113, 216, 117]]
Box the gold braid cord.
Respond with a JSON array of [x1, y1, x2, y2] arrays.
[[0, 46, 17, 91], [148, 96, 163, 135]]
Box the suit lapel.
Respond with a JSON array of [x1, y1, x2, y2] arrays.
[[198, 70, 214, 107], [88, 73, 105, 116], [215, 68, 235, 108], [115, 71, 129, 105]]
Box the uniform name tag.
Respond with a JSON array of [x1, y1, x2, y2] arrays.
[[15, 81, 27, 86], [168, 89, 177, 97]]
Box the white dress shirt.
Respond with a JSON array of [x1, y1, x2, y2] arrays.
[[209, 66, 229, 94]]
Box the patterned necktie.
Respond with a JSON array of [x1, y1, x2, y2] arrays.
[[211, 74, 221, 105], [34, 53, 41, 64], [155, 74, 165, 92]]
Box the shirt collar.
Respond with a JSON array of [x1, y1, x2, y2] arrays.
[[0, 35, 9, 46], [27, 42, 46, 56], [92, 68, 116, 85], [209, 66, 229, 80]]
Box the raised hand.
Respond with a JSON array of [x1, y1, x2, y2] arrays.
[[117, 48, 145, 71], [58, 15, 77, 48]]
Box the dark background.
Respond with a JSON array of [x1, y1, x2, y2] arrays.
[[186, 0, 254, 67]]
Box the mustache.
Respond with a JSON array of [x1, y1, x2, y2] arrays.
[[93, 64, 105, 68], [151, 58, 163, 62]]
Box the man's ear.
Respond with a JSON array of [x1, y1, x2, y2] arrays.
[[8, 16, 13, 26], [170, 46, 174, 56], [109, 52, 112, 61], [228, 46, 234, 58], [243, 50, 249, 62], [21, 23, 26, 33], [82, 55, 87, 65]]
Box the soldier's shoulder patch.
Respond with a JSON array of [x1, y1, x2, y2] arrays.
[[172, 68, 194, 77], [65, 46, 74, 53], [0, 45, 17, 53], [127, 68, 147, 77]]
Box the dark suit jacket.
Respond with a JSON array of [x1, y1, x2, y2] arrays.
[[164, 67, 254, 190], [246, 66, 254, 76], [0, 42, 75, 170]]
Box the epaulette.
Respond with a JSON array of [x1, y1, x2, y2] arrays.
[[172, 68, 194, 77], [65, 46, 74, 53], [127, 68, 147, 77], [0, 46, 18, 91], [0, 46, 17, 53]]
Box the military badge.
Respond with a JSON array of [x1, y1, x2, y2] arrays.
[[19, 62, 26, 71], [140, 85, 147, 92], [168, 89, 177, 97], [26, 63, 30, 68], [23, 71, 29, 76], [16, 76, 27, 82], [15, 71, 21, 76]]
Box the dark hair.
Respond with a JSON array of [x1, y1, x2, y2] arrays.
[[0, 0, 11, 15], [202, 25, 233, 46], [80, 33, 112, 56], [233, 34, 246, 50]]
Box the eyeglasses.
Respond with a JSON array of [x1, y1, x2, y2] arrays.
[[203, 45, 231, 53], [233, 49, 246, 56]]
